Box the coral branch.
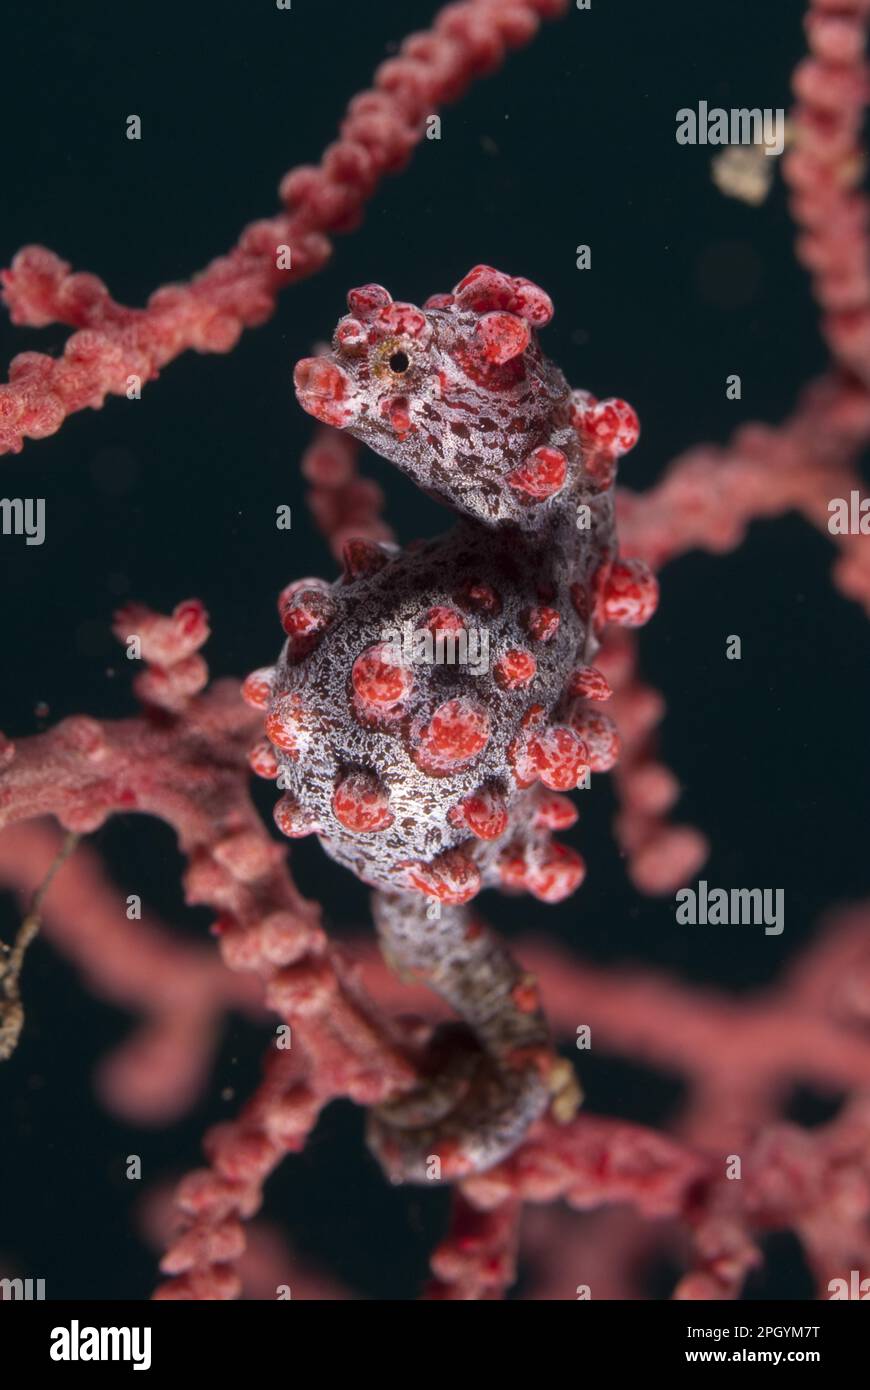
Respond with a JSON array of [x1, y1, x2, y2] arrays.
[[301, 424, 394, 559], [785, 0, 870, 382], [0, 820, 261, 1120], [0, 0, 570, 455]]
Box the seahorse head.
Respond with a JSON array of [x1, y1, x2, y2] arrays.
[[294, 266, 583, 529]]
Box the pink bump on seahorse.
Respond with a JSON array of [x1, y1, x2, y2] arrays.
[[244, 266, 657, 1182]]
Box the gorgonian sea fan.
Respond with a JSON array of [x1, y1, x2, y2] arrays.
[[1, 0, 870, 1303]]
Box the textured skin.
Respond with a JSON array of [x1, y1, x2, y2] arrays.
[[264, 518, 602, 898], [293, 270, 575, 528], [246, 267, 656, 1180]]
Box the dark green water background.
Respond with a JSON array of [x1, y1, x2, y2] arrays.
[[0, 0, 867, 1299]]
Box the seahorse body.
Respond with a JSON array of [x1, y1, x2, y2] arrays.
[[247, 267, 656, 1180]]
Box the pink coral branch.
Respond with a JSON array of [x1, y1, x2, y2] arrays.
[[301, 424, 395, 559], [0, 600, 425, 1295], [785, 0, 870, 381], [596, 629, 709, 895], [0, 820, 261, 1123], [0, 0, 570, 456], [617, 373, 870, 618]]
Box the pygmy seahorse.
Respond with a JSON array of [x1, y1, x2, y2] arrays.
[[245, 266, 656, 1182]]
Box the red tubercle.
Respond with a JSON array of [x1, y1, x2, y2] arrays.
[[527, 842, 587, 903], [421, 605, 465, 634], [342, 537, 393, 580], [507, 446, 568, 500], [241, 667, 274, 710], [475, 311, 531, 364], [453, 265, 554, 327], [533, 790, 579, 830], [423, 292, 455, 310], [566, 665, 612, 701], [347, 283, 392, 319], [294, 356, 357, 427], [401, 847, 482, 905], [279, 587, 336, 651], [571, 392, 640, 461], [412, 698, 491, 773], [527, 726, 590, 791], [449, 783, 509, 840], [351, 643, 415, 706], [494, 649, 538, 690], [523, 605, 560, 642], [567, 706, 621, 772], [248, 740, 280, 779], [499, 839, 586, 903], [508, 278, 554, 329], [510, 707, 589, 792], [332, 770, 394, 832], [264, 695, 307, 757], [273, 794, 319, 839], [277, 575, 331, 613], [456, 580, 502, 616], [336, 317, 370, 352], [602, 559, 659, 628], [377, 302, 431, 340], [381, 394, 413, 437]]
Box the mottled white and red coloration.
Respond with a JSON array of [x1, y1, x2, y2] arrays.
[[248, 268, 656, 1178], [268, 268, 652, 906]]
